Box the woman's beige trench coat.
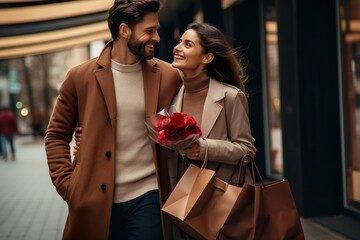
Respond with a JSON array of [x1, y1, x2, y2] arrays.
[[167, 78, 256, 189], [45, 41, 182, 240]]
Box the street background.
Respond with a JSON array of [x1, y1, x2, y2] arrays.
[[0, 136, 67, 240]]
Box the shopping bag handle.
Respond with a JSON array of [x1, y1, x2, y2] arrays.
[[226, 155, 252, 187], [200, 138, 209, 169], [201, 140, 259, 187], [212, 160, 245, 191], [212, 156, 250, 190], [200, 140, 229, 192], [247, 156, 266, 187], [230, 155, 266, 187]]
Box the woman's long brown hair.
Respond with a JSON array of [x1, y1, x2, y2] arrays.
[[186, 22, 247, 93]]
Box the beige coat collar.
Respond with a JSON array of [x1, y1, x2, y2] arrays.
[[172, 78, 224, 137]]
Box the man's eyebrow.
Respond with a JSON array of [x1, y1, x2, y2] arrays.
[[144, 25, 160, 31], [145, 22, 160, 29]]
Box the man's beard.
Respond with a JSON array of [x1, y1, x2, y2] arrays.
[[128, 37, 155, 60]]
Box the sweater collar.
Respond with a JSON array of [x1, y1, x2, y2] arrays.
[[111, 59, 142, 72], [181, 70, 209, 93]]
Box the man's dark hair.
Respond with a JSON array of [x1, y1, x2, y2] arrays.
[[108, 0, 161, 40]]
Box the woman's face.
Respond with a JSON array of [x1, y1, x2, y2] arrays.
[[172, 29, 208, 76]]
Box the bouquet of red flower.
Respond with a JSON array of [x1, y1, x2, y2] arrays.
[[145, 106, 202, 152]]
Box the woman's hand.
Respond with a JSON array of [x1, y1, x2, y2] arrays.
[[73, 126, 82, 156], [73, 144, 79, 156], [182, 141, 201, 160]]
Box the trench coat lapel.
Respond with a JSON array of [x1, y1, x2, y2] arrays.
[[201, 78, 223, 137], [172, 78, 224, 138], [172, 86, 184, 112], [94, 42, 117, 131], [143, 59, 161, 117]]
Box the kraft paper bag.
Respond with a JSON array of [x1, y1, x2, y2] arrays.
[[219, 160, 305, 240], [162, 163, 243, 240], [162, 164, 216, 220]]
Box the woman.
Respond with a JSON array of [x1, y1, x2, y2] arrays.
[[167, 22, 256, 189]]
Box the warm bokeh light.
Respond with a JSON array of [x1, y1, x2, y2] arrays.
[[20, 107, 29, 117], [273, 97, 281, 113]]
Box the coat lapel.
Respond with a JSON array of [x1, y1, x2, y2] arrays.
[[172, 86, 184, 112], [94, 41, 117, 130], [143, 59, 161, 117], [94, 42, 161, 125], [201, 78, 224, 137], [172, 78, 224, 138]]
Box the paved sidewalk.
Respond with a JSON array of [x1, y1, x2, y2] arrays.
[[0, 136, 352, 240], [0, 136, 67, 240]]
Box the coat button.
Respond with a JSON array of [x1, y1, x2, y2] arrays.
[[105, 151, 111, 158], [101, 184, 107, 191], [107, 116, 111, 124]]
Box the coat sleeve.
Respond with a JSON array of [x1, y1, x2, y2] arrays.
[[45, 69, 79, 201], [205, 90, 256, 165]]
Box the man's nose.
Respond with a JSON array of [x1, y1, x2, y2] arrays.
[[153, 31, 160, 43]]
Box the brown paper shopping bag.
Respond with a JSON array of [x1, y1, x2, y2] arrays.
[[219, 158, 305, 240], [162, 141, 244, 240], [162, 164, 243, 240], [161, 163, 216, 221]]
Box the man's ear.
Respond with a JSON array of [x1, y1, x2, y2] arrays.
[[119, 23, 131, 40], [203, 53, 214, 64]]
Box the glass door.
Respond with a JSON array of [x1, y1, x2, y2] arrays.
[[263, 0, 283, 178], [339, 0, 360, 213]]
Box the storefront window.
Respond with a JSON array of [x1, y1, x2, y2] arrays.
[[340, 0, 360, 212], [263, 0, 283, 177]]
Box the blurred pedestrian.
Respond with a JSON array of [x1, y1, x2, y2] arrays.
[[45, 0, 181, 239], [0, 106, 18, 161]]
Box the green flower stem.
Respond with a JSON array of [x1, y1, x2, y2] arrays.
[[181, 155, 190, 169]]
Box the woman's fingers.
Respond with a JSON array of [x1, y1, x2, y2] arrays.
[[73, 144, 79, 156], [74, 127, 82, 146]]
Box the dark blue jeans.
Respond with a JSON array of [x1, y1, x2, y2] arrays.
[[1, 134, 15, 160], [108, 190, 163, 240]]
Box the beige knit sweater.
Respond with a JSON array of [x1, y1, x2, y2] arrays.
[[111, 59, 158, 203], [181, 70, 209, 126], [177, 70, 210, 177]]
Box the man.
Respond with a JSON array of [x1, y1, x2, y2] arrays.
[[0, 106, 18, 161], [45, 0, 182, 239]]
